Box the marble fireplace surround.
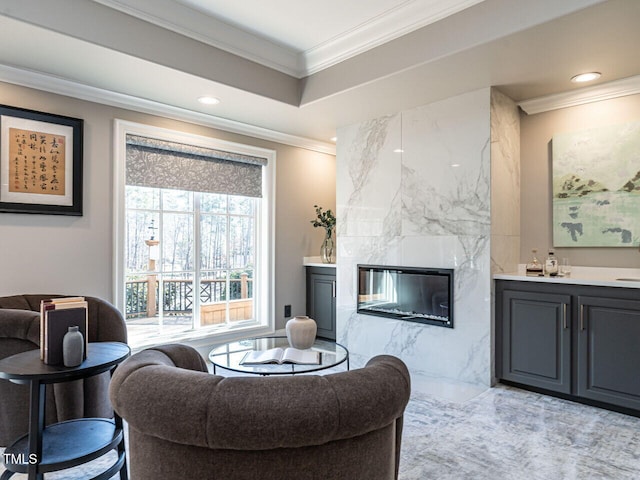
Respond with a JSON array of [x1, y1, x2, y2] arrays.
[[336, 87, 520, 397]]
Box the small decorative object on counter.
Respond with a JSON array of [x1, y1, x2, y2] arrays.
[[560, 257, 572, 277], [310, 205, 336, 264], [63, 326, 84, 367], [544, 250, 559, 276], [525, 249, 544, 276], [320, 232, 335, 264], [286, 315, 317, 349]]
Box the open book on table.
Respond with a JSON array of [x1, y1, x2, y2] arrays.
[[240, 347, 320, 365]]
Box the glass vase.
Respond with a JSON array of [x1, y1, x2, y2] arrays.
[[321, 231, 335, 264]]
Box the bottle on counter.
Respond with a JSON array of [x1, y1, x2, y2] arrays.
[[544, 250, 559, 276], [525, 249, 544, 276]]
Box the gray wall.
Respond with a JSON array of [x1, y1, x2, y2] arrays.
[[0, 81, 335, 330], [520, 93, 640, 268]]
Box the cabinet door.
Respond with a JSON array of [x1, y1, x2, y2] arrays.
[[577, 296, 640, 410], [501, 290, 571, 394], [307, 272, 336, 340]]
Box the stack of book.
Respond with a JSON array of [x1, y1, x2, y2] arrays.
[[40, 297, 88, 365]]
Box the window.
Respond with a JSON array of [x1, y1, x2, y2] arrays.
[[114, 121, 275, 347]]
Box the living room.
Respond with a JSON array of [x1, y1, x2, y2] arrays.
[[1, 1, 640, 479]]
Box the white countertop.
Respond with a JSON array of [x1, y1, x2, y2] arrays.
[[303, 256, 335, 268], [494, 265, 640, 289]]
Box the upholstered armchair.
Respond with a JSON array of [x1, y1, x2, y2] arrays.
[[0, 294, 127, 446], [110, 344, 411, 480]]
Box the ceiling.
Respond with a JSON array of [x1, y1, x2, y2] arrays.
[[91, 0, 487, 76], [0, 0, 639, 153]]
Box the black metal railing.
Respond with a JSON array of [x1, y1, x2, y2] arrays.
[[126, 280, 150, 318], [126, 277, 253, 318]]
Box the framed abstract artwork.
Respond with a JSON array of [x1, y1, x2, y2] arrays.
[[552, 120, 640, 247], [0, 104, 83, 215]]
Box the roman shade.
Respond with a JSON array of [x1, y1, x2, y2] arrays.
[[126, 134, 268, 198]]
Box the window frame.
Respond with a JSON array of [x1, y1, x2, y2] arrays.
[[113, 119, 275, 347]]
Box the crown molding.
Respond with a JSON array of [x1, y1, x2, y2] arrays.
[[518, 75, 640, 115], [93, 0, 484, 78], [0, 64, 335, 155], [303, 0, 484, 75], [92, 0, 301, 77]]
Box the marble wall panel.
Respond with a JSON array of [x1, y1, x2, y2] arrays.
[[336, 114, 401, 238], [490, 235, 520, 275], [402, 90, 491, 237], [490, 88, 521, 239], [337, 88, 495, 388], [488, 89, 522, 384]]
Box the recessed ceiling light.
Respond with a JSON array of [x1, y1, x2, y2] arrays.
[[570, 72, 601, 83], [393, 148, 404, 153], [197, 95, 220, 105], [451, 163, 461, 168], [330, 137, 337, 142]]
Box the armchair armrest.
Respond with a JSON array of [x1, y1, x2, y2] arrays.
[[0, 308, 40, 346]]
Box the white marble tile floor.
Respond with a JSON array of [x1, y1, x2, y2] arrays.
[[401, 384, 640, 480], [3, 379, 639, 479]]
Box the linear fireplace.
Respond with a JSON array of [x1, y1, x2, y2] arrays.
[[357, 265, 454, 328]]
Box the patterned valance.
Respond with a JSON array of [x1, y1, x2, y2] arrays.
[[125, 135, 267, 198]]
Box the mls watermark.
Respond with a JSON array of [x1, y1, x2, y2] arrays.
[[2, 452, 38, 465]]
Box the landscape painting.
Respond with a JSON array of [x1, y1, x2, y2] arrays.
[[552, 120, 640, 247]]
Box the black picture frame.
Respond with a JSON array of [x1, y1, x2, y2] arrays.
[[0, 104, 83, 215]]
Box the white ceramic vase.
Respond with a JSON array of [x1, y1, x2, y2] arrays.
[[285, 316, 317, 349]]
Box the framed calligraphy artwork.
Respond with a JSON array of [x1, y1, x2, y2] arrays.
[[0, 104, 83, 215]]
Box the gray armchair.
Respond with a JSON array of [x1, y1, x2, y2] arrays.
[[110, 344, 411, 480], [0, 294, 127, 446]]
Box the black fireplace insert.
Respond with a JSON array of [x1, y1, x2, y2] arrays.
[[357, 264, 453, 328]]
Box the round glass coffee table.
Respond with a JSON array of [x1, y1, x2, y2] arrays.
[[208, 336, 349, 375]]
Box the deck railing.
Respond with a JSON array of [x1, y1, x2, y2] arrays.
[[126, 275, 253, 318]]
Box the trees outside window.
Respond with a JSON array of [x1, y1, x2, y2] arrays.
[[114, 120, 275, 348], [125, 187, 257, 339]]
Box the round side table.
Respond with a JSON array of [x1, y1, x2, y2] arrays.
[[0, 342, 130, 480]]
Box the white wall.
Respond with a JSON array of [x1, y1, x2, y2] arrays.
[[337, 88, 495, 387], [0, 82, 335, 330]]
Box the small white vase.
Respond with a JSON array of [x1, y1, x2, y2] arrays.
[[63, 326, 84, 367], [286, 316, 317, 349]]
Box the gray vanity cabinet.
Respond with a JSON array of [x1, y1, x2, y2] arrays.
[[306, 266, 336, 340], [576, 296, 640, 410], [500, 290, 571, 394], [496, 280, 640, 414]]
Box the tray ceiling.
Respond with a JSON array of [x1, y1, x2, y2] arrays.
[[1, 0, 639, 149]]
